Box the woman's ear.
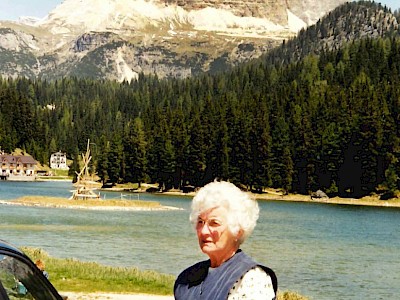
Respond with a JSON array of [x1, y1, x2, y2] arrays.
[[236, 229, 244, 241]]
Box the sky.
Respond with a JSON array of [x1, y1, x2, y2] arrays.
[[0, 0, 399, 21]]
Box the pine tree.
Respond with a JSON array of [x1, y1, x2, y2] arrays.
[[107, 136, 123, 184], [96, 136, 110, 185], [185, 111, 206, 186], [124, 117, 148, 187], [249, 102, 272, 192]]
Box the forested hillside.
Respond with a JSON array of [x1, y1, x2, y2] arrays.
[[0, 2, 399, 199], [263, 1, 399, 67]]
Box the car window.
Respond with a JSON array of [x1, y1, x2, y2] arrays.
[[0, 254, 59, 300]]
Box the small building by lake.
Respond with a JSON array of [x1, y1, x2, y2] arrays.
[[0, 154, 37, 181], [50, 151, 69, 170]]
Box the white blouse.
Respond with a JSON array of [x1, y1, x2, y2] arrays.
[[227, 266, 275, 300]]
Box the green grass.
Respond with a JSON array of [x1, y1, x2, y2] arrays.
[[22, 248, 175, 295], [22, 248, 308, 299], [50, 169, 70, 177]]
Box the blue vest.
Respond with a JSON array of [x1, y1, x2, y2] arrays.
[[174, 250, 277, 300]]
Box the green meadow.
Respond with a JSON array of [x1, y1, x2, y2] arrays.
[[23, 247, 308, 299]]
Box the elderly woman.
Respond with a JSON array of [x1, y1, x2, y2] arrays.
[[174, 181, 277, 300]]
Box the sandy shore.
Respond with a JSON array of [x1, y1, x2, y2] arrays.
[[61, 292, 173, 300], [252, 192, 400, 207], [0, 195, 182, 211]]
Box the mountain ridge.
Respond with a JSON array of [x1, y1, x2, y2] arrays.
[[262, 1, 400, 67], [0, 0, 347, 81]]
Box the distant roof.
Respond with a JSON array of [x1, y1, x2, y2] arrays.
[[51, 151, 66, 155], [0, 154, 37, 164]]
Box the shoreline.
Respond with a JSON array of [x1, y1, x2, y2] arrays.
[[156, 190, 400, 208], [0, 200, 181, 211], [255, 193, 400, 207], [2, 181, 399, 209], [26, 178, 400, 208], [0, 197, 182, 211]]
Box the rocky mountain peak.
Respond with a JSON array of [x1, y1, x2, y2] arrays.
[[0, 0, 347, 81], [38, 0, 346, 37]]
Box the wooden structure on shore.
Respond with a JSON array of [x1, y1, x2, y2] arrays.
[[69, 140, 100, 200]]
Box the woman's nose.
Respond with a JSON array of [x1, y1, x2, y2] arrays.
[[200, 223, 211, 235]]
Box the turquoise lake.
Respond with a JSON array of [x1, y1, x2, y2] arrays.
[[0, 181, 399, 299]]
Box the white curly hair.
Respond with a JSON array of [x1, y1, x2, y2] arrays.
[[190, 181, 259, 244]]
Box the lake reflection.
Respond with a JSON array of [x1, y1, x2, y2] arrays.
[[0, 181, 399, 299]]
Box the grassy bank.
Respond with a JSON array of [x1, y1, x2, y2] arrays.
[[23, 248, 308, 299], [23, 248, 175, 295]]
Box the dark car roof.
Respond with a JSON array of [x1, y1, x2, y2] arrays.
[[0, 239, 64, 300], [0, 239, 24, 254]]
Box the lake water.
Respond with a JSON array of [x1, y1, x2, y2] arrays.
[[0, 181, 399, 299]]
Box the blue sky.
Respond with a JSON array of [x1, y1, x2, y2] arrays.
[[0, 0, 61, 21], [0, 0, 399, 21]]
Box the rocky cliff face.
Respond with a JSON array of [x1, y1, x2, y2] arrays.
[[164, 0, 289, 23], [287, 0, 346, 24], [164, 0, 342, 24], [0, 0, 347, 81]]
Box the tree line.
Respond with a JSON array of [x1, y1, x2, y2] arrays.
[[0, 35, 399, 198]]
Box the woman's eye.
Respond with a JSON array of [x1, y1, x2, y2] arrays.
[[208, 220, 220, 227]]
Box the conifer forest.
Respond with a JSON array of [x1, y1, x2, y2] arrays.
[[1, 34, 399, 198]]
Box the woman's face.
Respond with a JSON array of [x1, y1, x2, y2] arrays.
[[196, 206, 238, 263]]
